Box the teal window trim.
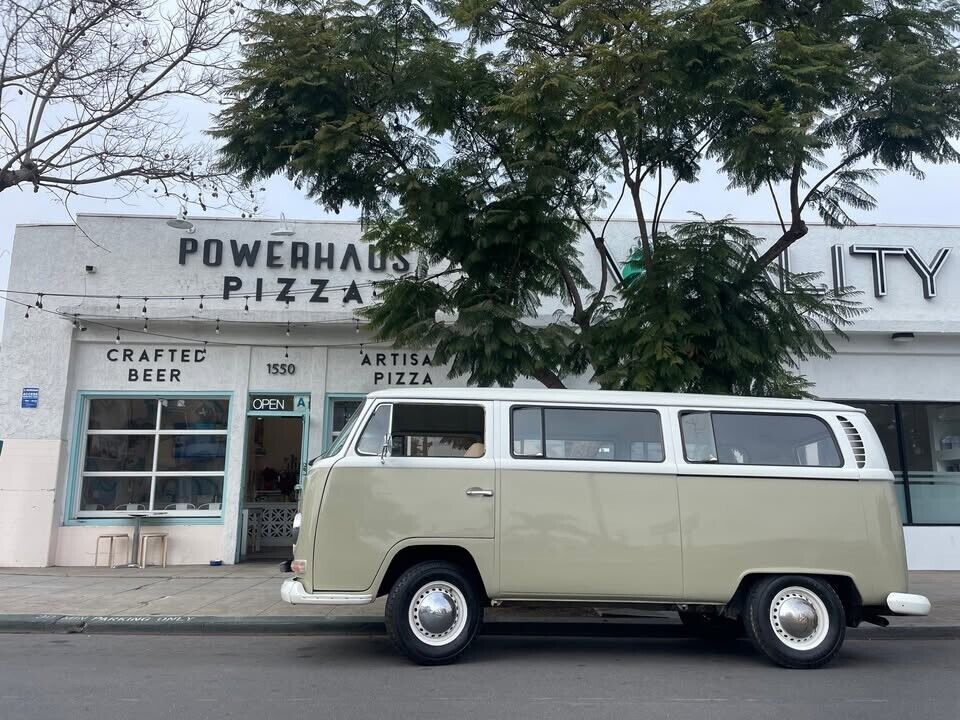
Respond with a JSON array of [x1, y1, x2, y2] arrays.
[[323, 393, 367, 452], [64, 390, 234, 528]]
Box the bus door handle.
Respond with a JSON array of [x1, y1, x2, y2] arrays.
[[465, 488, 494, 498]]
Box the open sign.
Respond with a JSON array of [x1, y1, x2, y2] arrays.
[[248, 395, 295, 412]]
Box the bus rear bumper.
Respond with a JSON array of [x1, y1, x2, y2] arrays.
[[886, 592, 931, 616]]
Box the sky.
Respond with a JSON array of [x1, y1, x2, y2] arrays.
[[2, 153, 960, 334]]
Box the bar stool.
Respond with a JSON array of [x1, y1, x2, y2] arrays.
[[95, 533, 130, 567], [138, 533, 169, 568]]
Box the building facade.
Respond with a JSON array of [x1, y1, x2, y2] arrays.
[[0, 213, 957, 568]]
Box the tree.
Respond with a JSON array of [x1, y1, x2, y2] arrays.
[[1, 0, 248, 210], [714, 0, 960, 265], [214, 0, 956, 395]]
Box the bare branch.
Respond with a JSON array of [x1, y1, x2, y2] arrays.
[[0, 0, 250, 211]]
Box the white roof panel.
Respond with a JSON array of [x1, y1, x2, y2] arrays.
[[365, 387, 859, 413]]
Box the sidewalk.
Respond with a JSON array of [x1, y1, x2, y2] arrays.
[[0, 564, 957, 636]]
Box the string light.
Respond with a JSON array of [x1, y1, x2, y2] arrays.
[[141, 297, 148, 315], [244, 296, 249, 313], [284, 346, 289, 358], [73, 314, 79, 329], [115, 296, 121, 312], [359, 342, 363, 356], [215, 318, 221, 335], [143, 317, 149, 333], [35, 293, 43, 309], [354, 318, 360, 333], [115, 329, 121, 344], [23, 306, 29, 319], [285, 321, 290, 337], [198, 294, 204, 312]]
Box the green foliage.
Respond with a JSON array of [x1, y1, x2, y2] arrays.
[[213, 0, 957, 396], [592, 219, 864, 396]]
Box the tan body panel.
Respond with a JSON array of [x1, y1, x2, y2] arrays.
[[678, 475, 885, 602], [498, 468, 682, 599], [311, 463, 495, 592]]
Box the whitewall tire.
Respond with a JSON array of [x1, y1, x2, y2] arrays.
[[385, 561, 482, 665], [744, 575, 846, 669]]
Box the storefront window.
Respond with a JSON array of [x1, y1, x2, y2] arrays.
[[78, 397, 229, 517], [328, 397, 363, 449], [839, 401, 960, 525], [900, 403, 960, 524]]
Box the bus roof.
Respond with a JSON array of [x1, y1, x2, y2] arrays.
[[365, 387, 860, 413]]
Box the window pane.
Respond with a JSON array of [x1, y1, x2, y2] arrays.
[[160, 398, 229, 430], [543, 408, 663, 462], [902, 403, 960, 524], [84, 435, 155, 472], [333, 400, 363, 433], [154, 476, 224, 511], [80, 476, 150, 511], [156, 435, 227, 471], [357, 404, 391, 455], [680, 412, 717, 463], [390, 404, 485, 458], [88, 398, 157, 430], [512, 407, 543, 457], [709, 413, 842, 467]]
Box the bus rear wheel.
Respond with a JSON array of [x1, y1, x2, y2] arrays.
[[743, 575, 846, 669]]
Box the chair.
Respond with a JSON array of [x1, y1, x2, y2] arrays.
[[115, 503, 146, 511], [95, 533, 130, 567], [138, 533, 169, 568], [163, 503, 196, 510], [198, 502, 221, 511]]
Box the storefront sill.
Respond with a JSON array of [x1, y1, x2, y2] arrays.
[[63, 517, 225, 527]]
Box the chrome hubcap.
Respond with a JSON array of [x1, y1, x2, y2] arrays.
[[408, 581, 468, 647], [769, 586, 830, 650], [417, 591, 456, 634]]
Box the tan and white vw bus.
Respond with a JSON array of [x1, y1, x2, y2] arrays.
[[281, 388, 929, 668]]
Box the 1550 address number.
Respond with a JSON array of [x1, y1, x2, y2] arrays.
[[266, 363, 296, 376]]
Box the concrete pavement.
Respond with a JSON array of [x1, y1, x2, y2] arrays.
[[0, 564, 958, 634]]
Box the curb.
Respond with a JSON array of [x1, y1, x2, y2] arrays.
[[1, 613, 958, 639]]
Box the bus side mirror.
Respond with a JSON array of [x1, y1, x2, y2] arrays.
[[380, 435, 390, 464]]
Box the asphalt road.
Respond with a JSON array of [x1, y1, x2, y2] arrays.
[[1, 633, 957, 720]]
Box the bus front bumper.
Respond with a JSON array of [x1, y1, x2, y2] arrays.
[[886, 592, 931, 616], [280, 578, 374, 606]]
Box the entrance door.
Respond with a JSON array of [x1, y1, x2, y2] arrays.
[[241, 413, 306, 560]]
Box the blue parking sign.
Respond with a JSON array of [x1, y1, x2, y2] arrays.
[[21, 387, 39, 409]]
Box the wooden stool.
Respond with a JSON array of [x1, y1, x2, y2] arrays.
[[95, 534, 130, 567], [138, 533, 168, 568]]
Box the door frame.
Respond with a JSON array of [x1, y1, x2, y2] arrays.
[[234, 391, 311, 562]]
